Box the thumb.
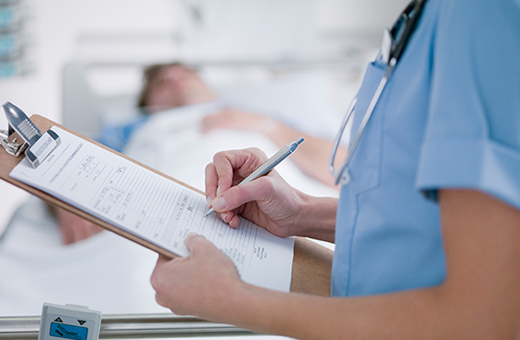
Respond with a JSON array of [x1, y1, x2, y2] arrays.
[[184, 233, 211, 254]]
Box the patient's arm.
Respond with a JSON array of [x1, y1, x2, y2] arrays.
[[202, 109, 346, 188], [47, 205, 104, 244]]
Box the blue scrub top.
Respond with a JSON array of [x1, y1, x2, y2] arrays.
[[332, 0, 520, 297]]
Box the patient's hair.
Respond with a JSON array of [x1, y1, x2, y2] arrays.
[[137, 62, 186, 108]]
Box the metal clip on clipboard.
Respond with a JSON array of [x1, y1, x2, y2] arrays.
[[1, 102, 60, 168]]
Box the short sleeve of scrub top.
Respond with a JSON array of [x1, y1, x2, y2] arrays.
[[416, 0, 520, 207], [331, 0, 520, 298]]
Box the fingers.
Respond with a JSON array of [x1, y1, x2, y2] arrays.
[[151, 255, 179, 308], [204, 159, 233, 201], [184, 232, 206, 252], [151, 234, 216, 306], [205, 148, 268, 202], [204, 162, 221, 203], [213, 176, 275, 211], [204, 148, 271, 228], [205, 161, 235, 225], [150, 233, 243, 318], [184, 233, 223, 259], [204, 150, 247, 212], [205, 150, 245, 201], [219, 211, 240, 229]]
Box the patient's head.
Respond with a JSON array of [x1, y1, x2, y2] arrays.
[[138, 62, 216, 113]]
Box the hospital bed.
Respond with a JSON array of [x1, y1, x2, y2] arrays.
[[0, 58, 357, 339], [61, 59, 352, 194]]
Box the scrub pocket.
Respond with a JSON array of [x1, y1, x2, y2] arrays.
[[347, 60, 388, 194]]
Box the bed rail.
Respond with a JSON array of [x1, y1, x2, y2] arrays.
[[0, 313, 256, 339]]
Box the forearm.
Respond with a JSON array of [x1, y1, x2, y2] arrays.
[[225, 283, 505, 340]]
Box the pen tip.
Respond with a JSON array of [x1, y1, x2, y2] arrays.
[[204, 207, 214, 217]]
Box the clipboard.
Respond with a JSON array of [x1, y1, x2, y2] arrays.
[[1, 106, 332, 296]]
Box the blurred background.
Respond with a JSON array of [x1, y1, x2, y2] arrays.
[[0, 0, 410, 239]]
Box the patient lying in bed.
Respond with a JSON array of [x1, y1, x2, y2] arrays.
[[100, 62, 344, 188], [0, 63, 342, 316], [62, 62, 344, 244]]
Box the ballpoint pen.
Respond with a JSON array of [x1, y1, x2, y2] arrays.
[[204, 137, 304, 217]]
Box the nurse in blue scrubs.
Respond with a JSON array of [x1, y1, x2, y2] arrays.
[[151, 0, 520, 338]]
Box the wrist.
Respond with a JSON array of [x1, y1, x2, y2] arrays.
[[292, 194, 337, 242], [220, 282, 267, 329], [228, 283, 290, 335]]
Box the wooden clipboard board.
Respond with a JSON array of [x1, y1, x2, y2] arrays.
[[0, 115, 332, 296]]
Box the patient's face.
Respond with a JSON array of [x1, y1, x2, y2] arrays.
[[145, 65, 215, 112]]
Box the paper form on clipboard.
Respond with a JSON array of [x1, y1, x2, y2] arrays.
[[9, 126, 294, 292]]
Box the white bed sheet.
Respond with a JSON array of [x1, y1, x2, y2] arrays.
[[0, 196, 168, 316], [123, 102, 340, 198]]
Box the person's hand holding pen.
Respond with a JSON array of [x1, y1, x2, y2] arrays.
[[205, 138, 303, 218], [203, 139, 309, 238]]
